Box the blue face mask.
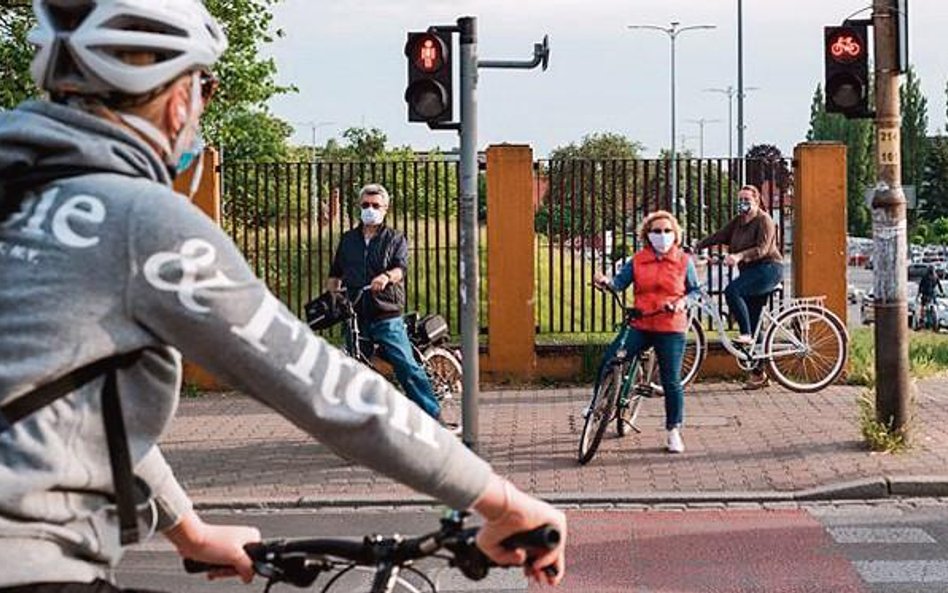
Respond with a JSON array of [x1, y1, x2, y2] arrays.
[[175, 131, 205, 174], [738, 200, 752, 215]]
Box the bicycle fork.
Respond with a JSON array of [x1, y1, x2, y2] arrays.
[[615, 356, 643, 434]]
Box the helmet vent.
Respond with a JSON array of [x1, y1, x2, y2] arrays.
[[101, 15, 188, 38], [46, 3, 95, 32]]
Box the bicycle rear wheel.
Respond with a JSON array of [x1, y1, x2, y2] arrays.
[[423, 347, 462, 429], [764, 306, 848, 392], [578, 365, 619, 464], [640, 316, 706, 392]]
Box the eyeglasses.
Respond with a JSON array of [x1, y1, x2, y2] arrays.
[[199, 71, 219, 104], [649, 228, 674, 234], [361, 202, 385, 210]]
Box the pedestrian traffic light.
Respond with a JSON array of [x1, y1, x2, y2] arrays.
[[824, 24, 871, 118], [405, 31, 453, 124]]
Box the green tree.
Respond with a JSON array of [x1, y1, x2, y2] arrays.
[[921, 137, 948, 220], [0, 4, 36, 109], [807, 84, 875, 236], [900, 67, 929, 193]]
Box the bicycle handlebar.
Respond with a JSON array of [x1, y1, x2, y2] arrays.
[[183, 517, 560, 588], [591, 283, 681, 318]]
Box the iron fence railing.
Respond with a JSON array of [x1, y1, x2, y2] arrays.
[[219, 158, 487, 338], [533, 157, 794, 336]]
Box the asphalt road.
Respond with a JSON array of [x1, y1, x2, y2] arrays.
[[116, 501, 948, 593]]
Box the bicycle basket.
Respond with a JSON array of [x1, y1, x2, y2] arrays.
[[417, 313, 449, 344], [304, 291, 352, 331]]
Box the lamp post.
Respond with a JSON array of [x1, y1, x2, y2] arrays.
[[702, 85, 758, 161], [293, 120, 336, 161], [685, 117, 721, 159], [627, 21, 715, 214]]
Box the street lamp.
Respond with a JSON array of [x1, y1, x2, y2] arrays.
[[627, 21, 716, 215], [702, 85, 758, 160], [293, 121, 336, 162], [685, 117, 721, 159]]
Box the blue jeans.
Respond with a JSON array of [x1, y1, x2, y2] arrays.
[[725, 261, 784, 336], [358, 317, 441, 420], [595, 328, 685, 430]]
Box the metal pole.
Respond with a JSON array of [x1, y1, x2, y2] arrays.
[[458, 16, 480, 450], [670, 23, 678, 213], [736, 0, 745, 176], [872, 0, 910, 433], [727, 89, 734, 160]]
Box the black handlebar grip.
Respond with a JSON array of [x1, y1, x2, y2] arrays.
[[500, 525, 561, 577], [183, 558, 226, 573], [500, 525, 561, 551]]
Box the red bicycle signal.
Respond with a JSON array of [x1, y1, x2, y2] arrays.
[[828, 30, 862, 63]]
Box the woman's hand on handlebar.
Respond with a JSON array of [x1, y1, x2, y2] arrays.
[[473, 475, 567, 586], [164, 511, 261, 583]]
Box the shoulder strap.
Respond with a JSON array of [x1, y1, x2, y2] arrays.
[[0, 350, 145, 545]]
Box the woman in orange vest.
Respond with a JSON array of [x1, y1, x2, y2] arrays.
[[593, 210, 700, 453]]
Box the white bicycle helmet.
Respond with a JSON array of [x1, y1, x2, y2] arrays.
[[29, 0, 227, 98]]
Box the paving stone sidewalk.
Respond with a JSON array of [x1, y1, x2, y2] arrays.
[[161, 378, 948, 506]]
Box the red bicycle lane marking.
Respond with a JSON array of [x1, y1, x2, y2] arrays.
[[533, 509, 870, 593]]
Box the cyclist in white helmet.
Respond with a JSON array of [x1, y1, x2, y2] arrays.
[[0, 2, 566, 591]]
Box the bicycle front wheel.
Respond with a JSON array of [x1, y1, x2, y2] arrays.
[[578, 365, 619, 464], [616, 361, 640, 437], [764, 306, 848, 392]]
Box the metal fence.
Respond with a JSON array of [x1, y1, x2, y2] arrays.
[[533, 157, 794, 336], [219, 158, 487, 338]]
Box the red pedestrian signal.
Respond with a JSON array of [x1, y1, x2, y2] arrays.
[[824, 24, 870, 118], [405, 31, 453, 124]]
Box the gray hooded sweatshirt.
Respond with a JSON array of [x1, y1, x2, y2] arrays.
[[0, 101, 490, 587]]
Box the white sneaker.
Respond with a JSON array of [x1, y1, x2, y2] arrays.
[[667, 428, 685, 453], [734, 334, 754, 346]]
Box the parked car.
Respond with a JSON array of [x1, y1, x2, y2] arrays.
[[848, 283, 865, 304], [861, 282, 920, 326]]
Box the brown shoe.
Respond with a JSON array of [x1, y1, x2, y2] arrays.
[[742, 372, 770, 390]]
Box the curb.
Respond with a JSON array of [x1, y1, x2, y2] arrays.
[[192, 475, 948, 511]]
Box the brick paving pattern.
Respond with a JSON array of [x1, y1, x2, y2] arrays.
[[161, 378, 948, 505]]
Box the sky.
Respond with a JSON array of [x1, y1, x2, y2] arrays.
[[266, 0, 948, 159]]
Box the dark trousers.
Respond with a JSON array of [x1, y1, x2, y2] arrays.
[[0, 580, 164, 593], [724, 261, 784, 336]]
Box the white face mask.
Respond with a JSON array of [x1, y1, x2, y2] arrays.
[[648, 231, 676, 254], [361, 206, 386, 226]]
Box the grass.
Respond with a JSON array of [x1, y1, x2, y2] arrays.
[[858, 390, 913, 453], [848, 327, 948, 386]]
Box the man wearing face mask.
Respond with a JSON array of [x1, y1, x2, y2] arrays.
[[326, 184, 445, 424], [695, 184, 784, 390], [593, 211, 700, 453], [0, 1, 567, 590]]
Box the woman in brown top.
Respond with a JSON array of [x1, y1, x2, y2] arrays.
[[695, 185, 783, 389]]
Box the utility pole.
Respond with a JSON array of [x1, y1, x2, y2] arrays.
[[737, 0, 746, 176], [686, 117, 721, 159], [871, 0, 910, 432], [627, 21, 715, 215]]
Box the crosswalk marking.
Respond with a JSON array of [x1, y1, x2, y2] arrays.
[[854, 560, 948, 583], [828, 527, 937, 544]]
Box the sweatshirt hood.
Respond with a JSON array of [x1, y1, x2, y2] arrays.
[[0, 100, 172, 200]]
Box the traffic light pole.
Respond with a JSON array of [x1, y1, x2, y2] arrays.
[[871, 0, 910, 433], [457, 16, 481, 450]]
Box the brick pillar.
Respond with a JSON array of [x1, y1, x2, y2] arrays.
[[485, 145, 536, 380], [793, 142, 848, 325], [174, 147, 227, 390]]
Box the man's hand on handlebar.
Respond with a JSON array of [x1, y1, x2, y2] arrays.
[[165, 511, 261, 583], [592, 272, 610, 290], [473, 475, 567, 586]]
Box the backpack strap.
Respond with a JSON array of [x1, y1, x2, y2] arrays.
[[0, 350, 145, 544]]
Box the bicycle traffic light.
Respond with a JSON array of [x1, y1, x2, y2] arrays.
[[405, 31, 453, 124], [824, 24, 871, 118]]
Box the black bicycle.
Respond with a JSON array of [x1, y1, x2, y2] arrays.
[[184, 511, 559, 593], [305, 287, 462, 429]]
